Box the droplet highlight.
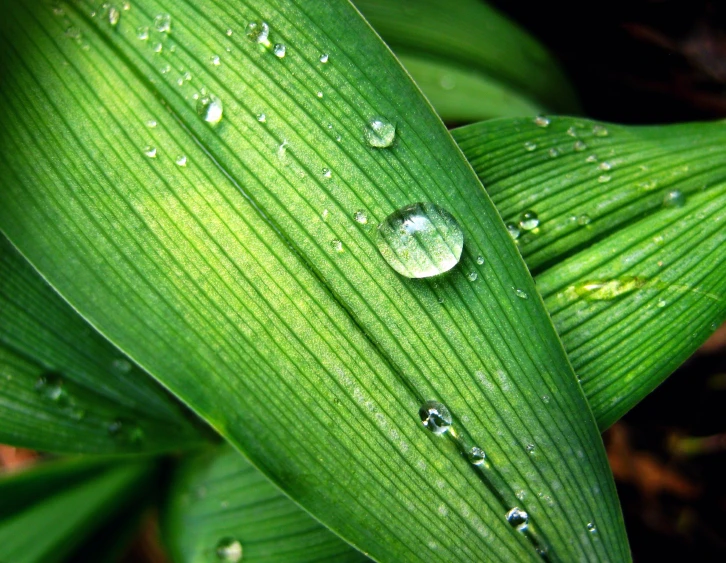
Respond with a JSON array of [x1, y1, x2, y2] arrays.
[[419, 400, 452, 435], [216, 537, 243, 562], [505, 507, 529, 531], [519, 210, 539, 231], [197, 92, 223, 125], [273, 44, 286, 58]]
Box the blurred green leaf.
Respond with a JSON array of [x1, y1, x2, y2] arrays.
[[0, 2, 626, 562], [163, 445, 368, 562], [0, 234, 210, 454], [454, 117, 726, 429]]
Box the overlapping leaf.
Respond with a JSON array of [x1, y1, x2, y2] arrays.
[[454, 117, 726, 429], [0, 2, 627, 561]]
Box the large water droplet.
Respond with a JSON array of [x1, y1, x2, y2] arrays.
[[273, 44, 286, 58], [663, 189, 686, 208], [216, 537, 243, 562], [468, 446, 487, 466], [376, 202, 464, 278], [519, 210, 539, 231], [575, 276, 647, 300], [533, 116, 550, 128], [197, 92, 223, 125], [505, 507, 529, 531], [419, 400, 452, 435], [246, 21, 270, 45], [154, 14, 171, 33], [365, 117, 396, 148]]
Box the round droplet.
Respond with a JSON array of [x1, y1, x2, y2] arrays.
[[137, 26, 149, 40], [365, 117, 396, 148], [574, 140, 587, 151], [176, 155, 187, 166], [468, 446, 487, 466], [197, 93, 223, 125], [548, 148, 559, 158], [153, 42, 163, 53], [566, 126, 578, 137], [515, 288, 528, 300], [657, 298, 666, 308], [467, 272, 478, 282], [585, 155, 597, 163], [322, 167, 332, 178], [246, 21, 270, 44], [316, 91, 323, 99], [273, 43, 286, 58], [210, 55, 221, 66], [216, 537, 243, 562], [225, 28, 233, 37], [108, 6, 120, 26], [505, 507, 529, 531], [526, 443, 535, 454], [144, 146, 157, 158], [577, 214, 591, 226], [154, 14, 171, 33], [598, 175, 611, 183], [330, 239, 343, 253], [376, 202, 464, 279], [519, 210, 539, 231], [506, 222, 520, 240], [592, 125, 608, 137], [319, 53, 329, 63], [476, 255, 485, 265], [524, 141, 537, 152], [353, 211, 368, 224], [419, 400, 452, 435], [586, 522, 597, 533], [146, 119, 157, 128], [35, 373, 66, 403], [111, 358, 132, 373], [533, 116, 550, 127], [663, 189, 686, 208], [598, 161, 612, 171]]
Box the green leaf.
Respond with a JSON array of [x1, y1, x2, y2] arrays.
[[163, 445, 368, 562], [0, 233, 210, 454], [355, 0, 578, 114], [454, 117, 726, 429], [0, 2, 627, 562], [0, 458, 155, 563]]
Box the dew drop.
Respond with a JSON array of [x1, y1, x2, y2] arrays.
[[196, 92, 223, 125], [548, 148, 559, 158], [319, 53, 329, 63], [153, 42, 163, 53], [35, 373, 66, 403], [657, 298, 666, 308], [533, 116, 550, 128], [515, 288, 528, 300], [226, 28, 233, 37], [574, 276, 647, 301], [216, 537, 243, 562], [506, 222, 520, 240], [322, 167, 332, 178], [526, 443, 536, 454], [176, 155, 187, 166], [419, 400, 452, 435], [574, 140, 587, 152], [505, 507, 529, 531], [476, 255, 485, 265], [587, 522, 597, 534], [146, 119, 157, 128], [353, 211, 368, 224], [154, 13, 171, 33], [566, 126, 577, 137], [108, 6, 120, 26], [330, 239, 343, 253], [663, 189, 686, 208], [321, 209, 329, 221], [273, 43, 286, 58], [376, 202, 464, 278], [108, 418, 144, 444], [246, 21, 270, 45], [365, 117, 396, 148], [257, 113, 266, 123], [577, 214, 591, 226], [598, 161, 612, 171], [210, 55, 221, 66], [468, 272, 478, 282], [137, 26, 149, 40], [592, 125, 608, 137], [585, 155, 598, 163], [316, 91, 323, 98], [523, 141, 537, 152], [519, 210, 539, 231], [144, 146, 157, 158], [111, 358, 132, 373], [598, 174, 611, 183], [468, 446, 487, 466]]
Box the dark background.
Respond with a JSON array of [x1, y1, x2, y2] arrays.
[[489, 0, 726, 559]]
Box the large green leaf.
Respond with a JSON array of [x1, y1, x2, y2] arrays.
[[0, 458, 154, 563], [454, 117, 726, 429], [163, 445, 368, 562], [0, 2, 627, 562], [0, 233, 210, 453], [355, 0, 578, 114]]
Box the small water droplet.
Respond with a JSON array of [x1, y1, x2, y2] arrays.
[[663, 189, 686, 208], [225, 28, 233, 36], [365, 117, 396, 148], [322, 167, 332, 178], [330, 239, 343, 253], [657, 298, 666, 308], [566, 126, 577, 137], [468, 272, 478, 282], [154, 13, 171, 33], [541, 395, 550, 404], [277, 140, 288, 160], [137, 26, 149, 40], [505, 507, 529, 531], [639, 179, 658, 191], [577, 214, 591, 226], [468, 446, 487, 466], [52, 5, 65, 16], [108, 6, 120, 26], [65, 26, 81, 39], [316, 90, 323, 98], [515, 288, 528, 300], [146, 119, 157, 128], [216, 537, 243, 562], [257, 113, 266, 123], [519, 210, 539, 231], [587, 522, 597, 533], [574, 140, 587, 151], [353, 211, 368, 224], [506, 222, 520, 240], [585, 155, 597, 163], [111, 358, 132, 373], [35, 373, 66, 403], [524, 141, 537, 152], [376, 202, 464, 278], [160, 64, 171, 74], [144, 146, 157, 158], [592, 125, 609, 137], [319, 53, 329, 63], [526, 443, 535, 454], [108, 418, 144, 444], [210, 55, 221, 66], [598, 161, 612, 171], [321, 209, 329, 221], [533, 116, 550, 127], [176, 155, 187, 166], [153, 42, 163, 53], [598, 174, 611, 183], [196, 92, 223, 125], [419, 400, 452, 435], [548, 148, 559, 158], [273, 43, 286, 58], [246, 21, 270, 45], [575, 276, 647, 301], [476, 255, 485, 265]]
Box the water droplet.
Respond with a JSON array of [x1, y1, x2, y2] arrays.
[[257, 113, 266, 123], [468, 446, 487, 466], [273, 44, 286, 58], [598, 175, 611, 183], [657, 298, 666, 308], [468, 272, 478, 282], [566, 126, 577, 137], [146, 119, 157, 128], [154, 13, 171, 33], [277, 140, 288, 160], [196, 92, 223, 125], [330, 239, 343, 253], [216, 538, 243, 562], [505, 507, 529, 531], [353, 211, 368, 224], [548, 148, 559, 158], [52, 5, 65, 16], [108, 418, 144, 444], [515, 288, 528, 300], [35, 373, 66, 403], [533, 116, 550, 128], [365, 117, 396, 148], [506, 222, 520, 240], [592, 125, 609, 137], [321, 209, 329, 221], [210, 55, 221, 66], [598, 161, 612, 171], [160, 64, 171, 74], [639, 179, 658, 191], [316, 91, 323, 99], [476, 255, 485, 265], [541, 395, 550, 404], [587, 522, 597, 533], [246, 21, 270, 45], [153, 42, 163, 53], [524, 141, 537, 152], [574, 276, 647, 301], [225, 28, 233, 37], [176, 155, 187, 166], [137, 26, 149, 40], [577, 214, 591, 226], [526, 443, 536, 454], [574, 140, 587, 151], [663, 189, 686, 208], [585, 155, 597, 163], [418, 400, 452, 435], [108, 6, 120, 26], [519, 210, 539, 231], [322, 167, 332, 178], [144, 146, 157, 158], [319, 53, 329, 63], [111, 358, 132, 373], [376, 202, 464, 278], [65, 26, 81, 39]]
